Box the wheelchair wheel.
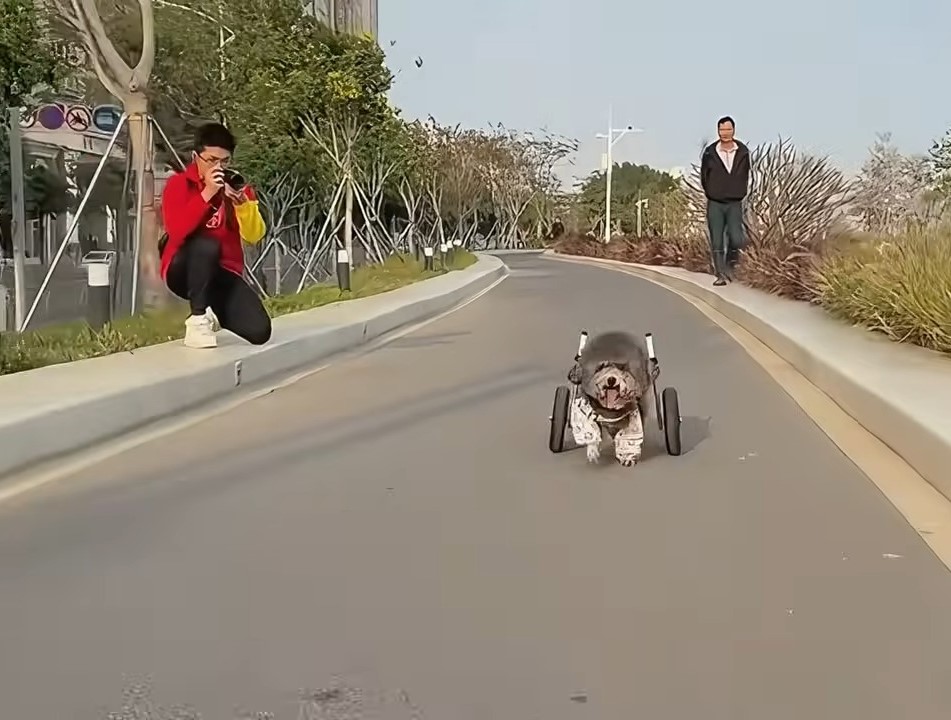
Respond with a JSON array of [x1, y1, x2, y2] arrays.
[[549, 385, 572, 453], [662, 386, 682, 456]]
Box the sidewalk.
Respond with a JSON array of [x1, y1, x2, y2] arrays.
[[548, 252, 951, 502], [0, 254, 506, 478]]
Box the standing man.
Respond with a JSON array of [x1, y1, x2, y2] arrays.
[[160, 122, 270, 349], [700, 116, 751, 286]]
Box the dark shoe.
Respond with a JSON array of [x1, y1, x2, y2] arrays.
[[713, 275, 727, 287]]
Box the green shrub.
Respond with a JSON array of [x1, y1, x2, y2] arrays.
[[0, 251, 477, 375], [815, 229, 951, 354]]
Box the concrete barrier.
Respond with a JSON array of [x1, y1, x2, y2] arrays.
[[548, 251, 951, 502], [0, 254, 507, 478]]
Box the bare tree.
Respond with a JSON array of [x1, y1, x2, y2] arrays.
[[397, 171, 424, 252], [390, 120, 435, 253], [520, 127, 576, 242], [852, 132, 935, 235], [51, 0, 161, 306], [353, 148, 399, 260], [435, 126, 486, 246], [424, 161, 447, 249], [248, 172, 305, 294], [479, 128, 544, 248]]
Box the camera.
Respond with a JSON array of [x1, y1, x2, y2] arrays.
[[222, 168, 246, 191]]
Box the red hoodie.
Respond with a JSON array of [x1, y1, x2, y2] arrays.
[[159, 161, 258, 279]]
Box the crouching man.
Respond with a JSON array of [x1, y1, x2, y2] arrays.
[[160, 122, 271, 349]]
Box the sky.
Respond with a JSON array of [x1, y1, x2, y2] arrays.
[[379, 0, 951, 186]]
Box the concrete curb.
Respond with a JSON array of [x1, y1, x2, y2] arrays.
[[482, 248, 545, 256], [0, 254, 507, 478], [546, 250, 951, 502]]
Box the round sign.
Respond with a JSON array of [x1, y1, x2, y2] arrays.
[[65, 105, 92, 132], [37, 103, 65, 130], [92, 105, 122, 134], [19, 109, 36, 129]]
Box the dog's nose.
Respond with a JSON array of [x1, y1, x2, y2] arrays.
[[606, 376, 617, 388]]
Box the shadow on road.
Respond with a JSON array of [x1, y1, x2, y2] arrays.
[[681, 415, 711, 454], [170, 366, 555, 484], [641, 414, 710, 458], [560, 413, 711, 464]]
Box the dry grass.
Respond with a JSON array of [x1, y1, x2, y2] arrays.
[[732, 244, 823, 302], [554, 231, 826, 300], [0, 251, 477, 375], [554, 232, 710, 272], [815, 228, 951, 353]]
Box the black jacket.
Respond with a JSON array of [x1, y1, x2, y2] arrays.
[[700, 140, 751, 202]]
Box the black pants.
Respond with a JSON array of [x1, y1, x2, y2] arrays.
[[166, 235, 272, 345], [706, 200, 745, 275]]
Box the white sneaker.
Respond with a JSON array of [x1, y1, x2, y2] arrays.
[[184, 313, 217, 349], [205, 307, 221, 332]]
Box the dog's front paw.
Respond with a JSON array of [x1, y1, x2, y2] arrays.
[[617, 453, 640, 467], [586, 443, 601, 464], [615, 423, 644, 468]]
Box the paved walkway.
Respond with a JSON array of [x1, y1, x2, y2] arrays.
[[2, 253, 950, 719]]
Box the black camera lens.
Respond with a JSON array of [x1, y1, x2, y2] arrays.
[[223, 169, 245, 191]]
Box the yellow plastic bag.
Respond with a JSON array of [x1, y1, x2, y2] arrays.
[[234, 199, 266, 245]]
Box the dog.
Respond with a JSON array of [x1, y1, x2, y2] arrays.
[[568, 331, 654, 466]]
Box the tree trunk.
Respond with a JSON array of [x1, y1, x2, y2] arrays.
[[126, 96, 163, 310]]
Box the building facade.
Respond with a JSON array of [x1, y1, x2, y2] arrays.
[[304, 0, 378, 38]]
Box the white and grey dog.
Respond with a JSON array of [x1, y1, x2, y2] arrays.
[[568, 331, 654, 466]]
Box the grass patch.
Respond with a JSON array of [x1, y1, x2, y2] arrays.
[[0, 250, 477, 375], [815, 228, 951, 354]]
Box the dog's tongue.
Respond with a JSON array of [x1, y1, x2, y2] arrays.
[[604, 388, 619, 406]]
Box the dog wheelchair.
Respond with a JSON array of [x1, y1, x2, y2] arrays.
[[548, 330, 683, 457]]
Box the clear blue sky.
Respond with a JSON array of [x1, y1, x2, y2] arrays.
[[380, 0, 951, 184]]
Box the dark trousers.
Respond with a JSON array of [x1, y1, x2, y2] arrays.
[[706, 200, 745, 275], [166, 235, 272, 345]]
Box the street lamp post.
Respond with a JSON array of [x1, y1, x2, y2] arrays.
[[596, 105, 643, 242]]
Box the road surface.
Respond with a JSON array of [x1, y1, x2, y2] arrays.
[[2, 253, 951, 719]]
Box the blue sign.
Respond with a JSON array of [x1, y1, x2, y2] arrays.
[[37, 103, 65, 130], [92, 105, 122, 134]]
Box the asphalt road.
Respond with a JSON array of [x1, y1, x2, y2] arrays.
[[3, 253, 951, 720]]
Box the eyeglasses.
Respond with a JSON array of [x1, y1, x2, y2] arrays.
[[197, 153, 231, 167]]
